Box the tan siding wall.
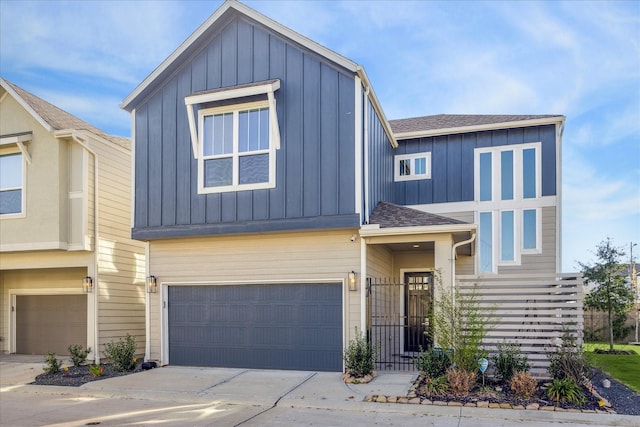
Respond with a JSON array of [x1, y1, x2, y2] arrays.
[[366, 244, 393, 279], [393, 251, 434, 278], [148, 229, 360, 363], [0, 95, 63, 247], [89, 136, 146, 357]]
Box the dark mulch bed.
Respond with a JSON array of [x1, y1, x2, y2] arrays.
[[414, 374, 604, 412], [590, 369, 640, 416], [31, 364, 144, 387]]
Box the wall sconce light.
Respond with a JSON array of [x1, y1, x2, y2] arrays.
[[348, 271, 357, 291], [82, 276, 93, 293], [146, 275, 158, 293]]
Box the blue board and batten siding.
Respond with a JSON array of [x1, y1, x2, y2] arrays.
[[366, 100, 395, 221], [132, 15, 358, 240], [392, 125, 557, 206]]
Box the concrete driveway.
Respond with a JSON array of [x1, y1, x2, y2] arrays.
[[1, 356, 638, 426]]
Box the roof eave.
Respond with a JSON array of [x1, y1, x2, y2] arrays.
[[360, 223, 477, 237], [120, 0, 359, 111], [394, 116, 566, 140]]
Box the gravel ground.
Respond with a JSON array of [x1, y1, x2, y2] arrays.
[[590, 369, 640, 416], [31, 364, 144, 387]]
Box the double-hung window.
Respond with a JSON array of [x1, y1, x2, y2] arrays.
[[185, 80, 281, 195], [475, 143, 542, 273], [199, 102, 273, 191], [0, 151, 25, 216], [394, 152, 431, 181]]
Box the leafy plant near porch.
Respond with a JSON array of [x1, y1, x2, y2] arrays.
[[43, 352, 63, 374], [343, 327, 377, 377], [414, 347, 452, 378], [492, 341, 530, 384], [547, 331, 590, 384], [430, 275, 494, 373]]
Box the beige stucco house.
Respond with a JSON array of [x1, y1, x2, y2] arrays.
[[0, 78, 146, 362]]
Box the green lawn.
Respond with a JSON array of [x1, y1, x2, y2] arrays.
[[583, 342, 640, 393]]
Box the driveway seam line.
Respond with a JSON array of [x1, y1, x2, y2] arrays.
[[234, 371, 318, 426], [197, 369, 249, 394]]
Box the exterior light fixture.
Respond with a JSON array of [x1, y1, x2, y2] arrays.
[[82, 276, 93, 293], [348, 271, 357, 292], [146, 275, 158, 293]]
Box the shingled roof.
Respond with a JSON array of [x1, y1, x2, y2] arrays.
[[2, 79, 129, 150], [389, 114, 563, 135], [369, 201, 468, 228]]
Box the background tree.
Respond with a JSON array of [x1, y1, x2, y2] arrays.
[[580, 238, 635, 351]]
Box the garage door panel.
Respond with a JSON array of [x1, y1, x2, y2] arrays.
[[16, 295, 87, 355], [168, 283, 342, 371]]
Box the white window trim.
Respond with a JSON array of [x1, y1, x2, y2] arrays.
[[185, 80, 280, 159], [474, 142, 543, 272], [521, 207, 542, 255], [197, 100, 276, 194], [0, 148, 27, 218], [394, 151, 432, 181]]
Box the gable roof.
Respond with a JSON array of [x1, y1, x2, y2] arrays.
[[389, 114, 565, 140], [120, 0, 397, 147], [1, 78, 129, 149], [369, 201, 468, 228]]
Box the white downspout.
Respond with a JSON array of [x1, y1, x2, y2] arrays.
[[451, 231, 477, 305], [71, 132, 100, 364], [363, 87, 370, 224]]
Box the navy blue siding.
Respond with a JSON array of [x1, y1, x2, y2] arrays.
[[393, 124, 557, 205], [367, 100, 394, 221], [132, 16, 358, 239]]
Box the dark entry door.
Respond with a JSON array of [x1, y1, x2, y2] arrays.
[[404, 272, 433, 352]]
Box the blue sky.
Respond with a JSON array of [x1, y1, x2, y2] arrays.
[[1, 0, 638, 271]]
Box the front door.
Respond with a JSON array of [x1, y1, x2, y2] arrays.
[[404, 272, 433, 352]]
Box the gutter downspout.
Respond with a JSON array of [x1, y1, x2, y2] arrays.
[[363, 87, 370, 224], [71, 132, 100, 364], [451, 231, 477, 306]]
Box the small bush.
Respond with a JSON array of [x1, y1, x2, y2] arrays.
[[43, 352, 62, 374], [68, 344, 91, 367], [104, 334, 137, 372], [414, 347, 453, 378], [492, 341, 529, 384], [545, 378, 586, 406], [343, 328, 377, 377], [510, 370, 537, 398], [547, 331, 590, 383], [421, 375, 449, 396], [88, 364, 104, 377], [445, 367, 476, 395]]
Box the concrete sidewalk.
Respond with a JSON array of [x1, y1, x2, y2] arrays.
[[1, 361, 638, 426]]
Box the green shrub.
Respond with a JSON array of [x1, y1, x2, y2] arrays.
[[421, 375, 449, 396], [545, 378, 586, 406], [343, 328, 377, 377], [89, 364, 104, 377], [43, 352, 62, 374], [414, 347, 453, 378], [104, 334, 137, 372], [68, 344, 91, 367], [491, 341, 529, 384], [547, 331, 590, 383]]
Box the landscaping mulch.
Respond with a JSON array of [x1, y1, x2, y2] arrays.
[[590, 369, 640, 416], [31, 364, 144, 387]]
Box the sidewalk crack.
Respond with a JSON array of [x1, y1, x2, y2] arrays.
[[234, 372, 317, 426]]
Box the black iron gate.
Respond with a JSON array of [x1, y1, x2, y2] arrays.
[[366, 274, 434, 371]]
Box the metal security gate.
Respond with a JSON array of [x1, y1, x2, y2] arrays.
[[366, 274, 433, 371], [168, 283, 343, 371]]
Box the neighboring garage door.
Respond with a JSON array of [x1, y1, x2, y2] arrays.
[[168, 283, 342, 371], [16, 295, 87, 355]]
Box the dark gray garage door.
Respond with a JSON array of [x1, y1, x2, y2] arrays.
[[16, 294, 87, 355], [168, 283, 342, 371]]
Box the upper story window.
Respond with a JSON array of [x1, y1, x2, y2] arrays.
[[199, 102, 273, 191], [394, 152, 431, 181], [185, 80, 281, 195], [0, 152, 24, 215], [475, 143, 542, 273]]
